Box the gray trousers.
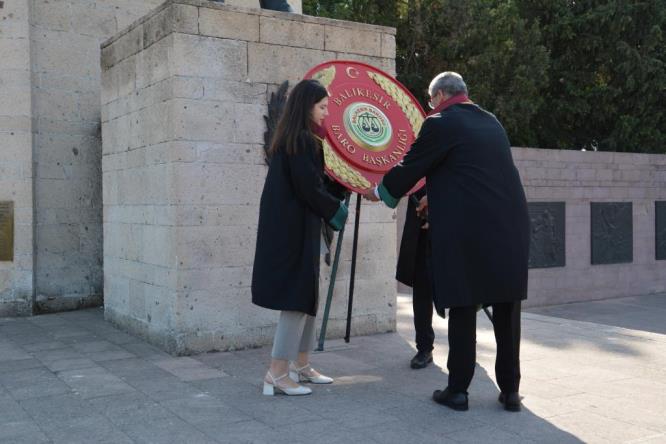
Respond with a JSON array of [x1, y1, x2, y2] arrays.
[[271, 311, 316, 360]]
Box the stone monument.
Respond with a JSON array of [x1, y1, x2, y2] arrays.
[[2, 0, 664, 348], [101, 0, 398, 354]]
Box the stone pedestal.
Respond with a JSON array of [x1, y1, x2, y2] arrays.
[[101, 0, 397, 354]]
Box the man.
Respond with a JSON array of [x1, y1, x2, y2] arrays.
[[396, 188, 436, 369], [365, 72, 529, 412]]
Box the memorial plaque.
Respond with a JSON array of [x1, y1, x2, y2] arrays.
[[528, 202, 565, 269], [0, 201, 14, 262], [656, 201, 666, 261], [591, 202, 632, 265]]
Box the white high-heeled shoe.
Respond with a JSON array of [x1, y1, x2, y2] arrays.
[[289, 363, 334, 384], [263, 371, 312, 396]]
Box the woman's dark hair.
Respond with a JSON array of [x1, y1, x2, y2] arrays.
[[269, 79, 328, 156]]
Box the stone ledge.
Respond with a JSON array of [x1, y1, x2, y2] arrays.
[[102, 0, 395, 49], [0, 299, 33, 317], [106, 306, 394, 355], [512, 146, 666, 166], [34, 293, 103, 314]]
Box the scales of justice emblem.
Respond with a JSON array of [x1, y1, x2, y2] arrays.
[[304, 61, 426, 194]]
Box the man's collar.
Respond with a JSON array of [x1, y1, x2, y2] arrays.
[[427, 94, 473, 116]]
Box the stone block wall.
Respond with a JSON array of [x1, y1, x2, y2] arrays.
[[101, 0, 397, 354], [29, 0, 164, 313], [1, 0, 167, 316], [516, 148, 666, 307], [0, 0, 34, 316]]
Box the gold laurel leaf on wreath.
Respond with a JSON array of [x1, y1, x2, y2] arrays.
[[367, 71, 423, 137], [312, 66, 336, 90], [322, 139, 372, 190]]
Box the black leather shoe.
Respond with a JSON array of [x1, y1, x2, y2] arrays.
[[498, 392, 521, 412], [432, 387, 469, 411], [410, 351, 433, 369]]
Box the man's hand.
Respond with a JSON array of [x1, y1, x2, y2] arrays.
[[362, 188, 380, 202], [416, 195, 428, 218]]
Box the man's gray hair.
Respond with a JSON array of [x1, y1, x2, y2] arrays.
[[429, 72, 468, 97]]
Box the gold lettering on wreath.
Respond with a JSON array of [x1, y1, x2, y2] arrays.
[[360, 128, 409, 166], [332, 88, 391, 110]]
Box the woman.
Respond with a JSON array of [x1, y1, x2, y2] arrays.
[[252, 79, 348, 396]]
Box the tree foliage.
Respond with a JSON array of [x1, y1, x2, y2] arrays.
[[303, 0, 666, 153]]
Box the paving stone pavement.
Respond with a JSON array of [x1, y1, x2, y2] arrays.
[[1, 294, 665, 444]]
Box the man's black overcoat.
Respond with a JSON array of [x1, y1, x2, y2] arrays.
[[383, 104, 529, 310], [396, 188, 426, 287], [252, 132, 343, 316]]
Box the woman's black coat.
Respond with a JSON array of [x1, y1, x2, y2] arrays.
[[383, 104, 529, 310], [252, 132, 343, 316]]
